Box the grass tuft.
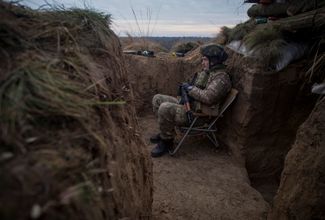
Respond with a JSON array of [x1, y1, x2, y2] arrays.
[[227, 19, 256, 43], [243, 25, 289, 69], [0, 2, 125, 153]]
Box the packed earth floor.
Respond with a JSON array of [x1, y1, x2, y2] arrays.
[[139, 114, 270, 220]]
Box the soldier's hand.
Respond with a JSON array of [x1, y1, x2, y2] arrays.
[[181, 83, 193, 92]]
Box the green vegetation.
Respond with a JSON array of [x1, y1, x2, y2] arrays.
[[0, 1, 123, 153], [222, 19, 256, 43], [243, 25, 288, 68]]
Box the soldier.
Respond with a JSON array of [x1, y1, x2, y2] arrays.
[[150, 43, 232, 157]]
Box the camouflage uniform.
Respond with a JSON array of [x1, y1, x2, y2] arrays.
[[152, 65, 231, 140], [152, 94, 187, 140]]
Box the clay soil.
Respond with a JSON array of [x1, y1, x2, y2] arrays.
[[139, 114, 269, 220]]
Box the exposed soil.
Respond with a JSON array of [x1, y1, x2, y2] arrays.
[[139, 114, 269, 220], [0, 3, 152, 220], [125, 54, 199, 113], [269, 96, 325, 220]]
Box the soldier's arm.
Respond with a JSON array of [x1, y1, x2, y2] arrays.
[[184, 72, 198, 85], [188, 73, 231, 105]]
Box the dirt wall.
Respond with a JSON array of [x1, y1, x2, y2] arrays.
[[0, 3, 152, 220], [216, 50, 317, 184], [125, 55, 199, 114], [268, 96, 325, 219]]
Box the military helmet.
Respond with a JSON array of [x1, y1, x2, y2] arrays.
[[200, 43, 228, 63]]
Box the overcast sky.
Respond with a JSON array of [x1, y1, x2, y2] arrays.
[[21, 0, 250, 37]]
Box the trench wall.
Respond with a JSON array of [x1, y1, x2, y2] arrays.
[[0, 3, 153, 219], [125, 55, 198, 114], [219, 51, 317, 183], [268, 96, 325, 220]]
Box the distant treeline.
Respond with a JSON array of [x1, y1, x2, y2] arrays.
[[120, 36, 212, 50]]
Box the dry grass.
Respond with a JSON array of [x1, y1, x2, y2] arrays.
[[223, 19, 256, 43], [305, 40, 325, 83], [0, 2, 125, 152], [123, 39, 168, 52], [122, 6, 163, 53], [0, 2, 139, 220], [218, 20, 289, 70], [242, 25, 289, 68], [171, 41, 199, 54]]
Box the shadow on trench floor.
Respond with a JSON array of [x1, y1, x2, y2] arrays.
[[139, 114, 270, 220]]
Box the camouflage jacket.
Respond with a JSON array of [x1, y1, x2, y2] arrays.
[[188, 65, 231, 114]]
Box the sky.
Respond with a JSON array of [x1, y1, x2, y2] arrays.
[[21, 0, 250, 37]]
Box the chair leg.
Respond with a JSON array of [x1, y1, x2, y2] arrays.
[[207, 132, 219, 149], [169, 117, 198, 156]]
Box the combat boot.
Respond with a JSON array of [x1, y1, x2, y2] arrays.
[[150, 133, 161, 143], [151, 139, 174, 157]]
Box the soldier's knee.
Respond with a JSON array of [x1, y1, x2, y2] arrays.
[[152, 94, 159, 103], [158, 102, 173, 118], [152, 94, 162, 107]]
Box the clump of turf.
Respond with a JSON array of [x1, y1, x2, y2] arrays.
[[0, 2, 152, 220]]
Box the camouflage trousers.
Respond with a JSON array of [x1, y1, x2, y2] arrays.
[[152, 94, 187, 140]]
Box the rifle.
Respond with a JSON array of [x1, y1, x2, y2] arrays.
[[179, 84, 193, 124]]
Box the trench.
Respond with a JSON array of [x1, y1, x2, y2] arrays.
[[1, 3, 323, 219], [126, 51, 318, 219]]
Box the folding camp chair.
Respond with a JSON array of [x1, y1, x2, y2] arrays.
[[169, 88, 238, 156]]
